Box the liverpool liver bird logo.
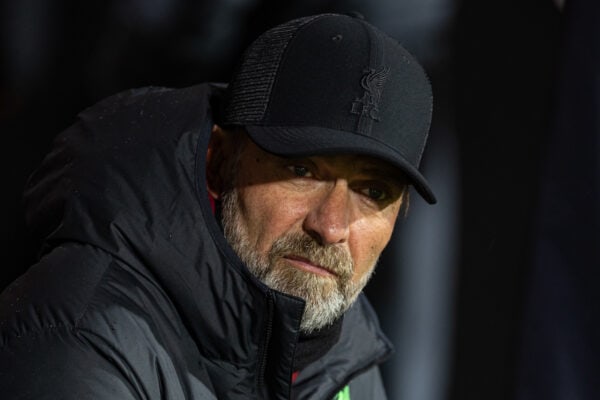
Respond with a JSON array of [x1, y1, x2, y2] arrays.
[[351, 66, 390, 133]]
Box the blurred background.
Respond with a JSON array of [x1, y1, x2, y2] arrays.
[[1, 0, 598, 399]]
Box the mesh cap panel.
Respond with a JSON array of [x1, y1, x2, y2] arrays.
[[224, 15, 325, 123]]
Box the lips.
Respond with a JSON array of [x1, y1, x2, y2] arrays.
[[283, 255, 338, 277]]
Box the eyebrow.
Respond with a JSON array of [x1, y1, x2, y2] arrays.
[[359, 166, 408, 188], [279, 153, 409, 189]]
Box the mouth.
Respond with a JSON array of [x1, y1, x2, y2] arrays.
[[283, 255, 337, 278]]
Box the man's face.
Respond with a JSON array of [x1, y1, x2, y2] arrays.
[[211, 130, 406, 333]]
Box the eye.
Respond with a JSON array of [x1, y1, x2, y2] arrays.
[[360, 186, 388, 201], [288, 165, 313, 178]]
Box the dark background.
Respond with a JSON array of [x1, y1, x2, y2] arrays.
[[2, 0, 598, 399]]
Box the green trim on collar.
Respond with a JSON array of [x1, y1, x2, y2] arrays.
[[334, 385, 350, 400]]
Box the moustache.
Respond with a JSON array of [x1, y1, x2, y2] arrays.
[[268, 233, 354, 281]]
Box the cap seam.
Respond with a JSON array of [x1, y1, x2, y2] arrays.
[[263, 13, 342, 122]]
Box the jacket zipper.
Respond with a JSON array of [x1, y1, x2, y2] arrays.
[[257, 291, 275, 391]]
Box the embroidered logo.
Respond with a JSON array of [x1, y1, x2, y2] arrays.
[[350, 66, 390, 133]]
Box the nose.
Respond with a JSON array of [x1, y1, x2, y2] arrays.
[[303, 180, 351, 245]]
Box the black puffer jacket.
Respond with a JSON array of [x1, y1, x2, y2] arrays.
[[0, 84, 392, 399]]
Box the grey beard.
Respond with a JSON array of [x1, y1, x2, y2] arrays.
[[220, 188, 375, 334]]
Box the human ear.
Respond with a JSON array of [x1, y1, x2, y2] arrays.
[[206, 124, 228, 200]]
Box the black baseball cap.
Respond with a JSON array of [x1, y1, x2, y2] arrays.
[[222, 13, 436, 204]]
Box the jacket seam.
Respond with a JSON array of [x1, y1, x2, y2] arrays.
[[322, 349, 391, 400], [74, 250, 117, 328], [0, 322, 76, 351], [0, 247, 116, 349]]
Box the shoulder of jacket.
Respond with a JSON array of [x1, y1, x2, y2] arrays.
[[79, 83, 219, 121], [0, 242, 161, 350]]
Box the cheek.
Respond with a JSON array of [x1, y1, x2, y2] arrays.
[[348, 216, 396, 278], [237, 184, 309, 253]]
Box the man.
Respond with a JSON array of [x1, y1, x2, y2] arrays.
[[0, 13, 435, 399]]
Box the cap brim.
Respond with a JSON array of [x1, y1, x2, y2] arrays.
[[245, 125, 437, 204]]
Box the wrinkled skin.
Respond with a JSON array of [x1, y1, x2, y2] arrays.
[[207, 125, 406, 332]]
